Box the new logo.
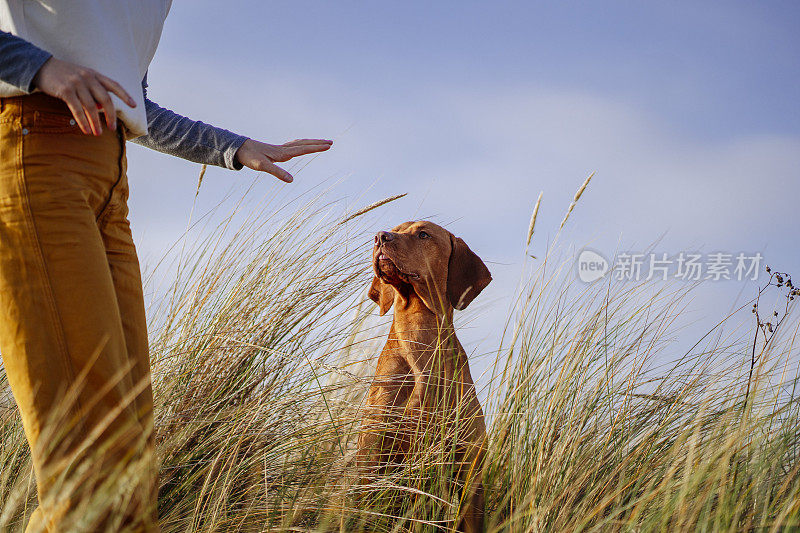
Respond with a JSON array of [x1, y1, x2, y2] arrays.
[[577, 249, 610, 283]]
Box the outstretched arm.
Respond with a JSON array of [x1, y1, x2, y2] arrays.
[[0, 31, 331, 182], [133, 75, 332, 181], [131, 75, 249, 171]]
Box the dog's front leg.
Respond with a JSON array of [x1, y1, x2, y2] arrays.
[[456, 477, 484, 533], [455, 422, 486, 532]]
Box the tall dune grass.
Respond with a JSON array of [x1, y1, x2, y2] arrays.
[[0, 186, 798, 531]]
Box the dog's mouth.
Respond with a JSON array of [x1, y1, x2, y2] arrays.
[[375, 251, 420, 284]]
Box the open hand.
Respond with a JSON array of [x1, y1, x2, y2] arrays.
[[32, 57, 137, 136], [234, 138, 333, 183]]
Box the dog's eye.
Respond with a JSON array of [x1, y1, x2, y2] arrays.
[[418, 231, 430, 239]]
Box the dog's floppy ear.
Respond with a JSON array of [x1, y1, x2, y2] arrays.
[[369, 276, 394, 315], [446, 235, 492, 311]]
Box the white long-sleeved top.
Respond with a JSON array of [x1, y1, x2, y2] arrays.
[[0, 0, 172, 137]]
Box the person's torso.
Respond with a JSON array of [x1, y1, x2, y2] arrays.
[[0, 0, 173, 137]]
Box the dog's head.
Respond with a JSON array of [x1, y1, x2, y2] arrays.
[[368, 221, 492, 316]]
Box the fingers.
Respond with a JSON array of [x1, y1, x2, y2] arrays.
[[62, 92, 93, 135], [280, 143, 333, 159], [89, 80, 117, 130], [250, 156, 293, 183], [33, 59, 135, 135], [75, 76, 132, 135], [75, 85, 103, 135], [285, 138, 334, 146], [267, 142, 332, 162], [240, 138, 333, 182], [262, 160, 294, 183], [97, 75, 137, 108]]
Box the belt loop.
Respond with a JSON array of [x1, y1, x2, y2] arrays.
[[18, 96, 26, 126]]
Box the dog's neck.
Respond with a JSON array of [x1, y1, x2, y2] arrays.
[[386, 289, 474, 385], [388, 290, 458, 351]]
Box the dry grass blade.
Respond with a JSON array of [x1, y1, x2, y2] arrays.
[[195, 164, 208, 197], [559, 171, 595, 230], [339, 193, 407, 225], [526, 191, 543, 248]]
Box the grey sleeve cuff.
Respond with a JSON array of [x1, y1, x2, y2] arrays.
[[0, 30, 52, 93], [132, 77, 250, 170]]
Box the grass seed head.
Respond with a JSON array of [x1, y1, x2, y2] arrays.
[[526, 191, 544, 248], [339, 193, 407, 225], [559, 171, 595, 231]]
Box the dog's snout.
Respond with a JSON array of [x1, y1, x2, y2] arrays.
[[375, 231, 394, 245]]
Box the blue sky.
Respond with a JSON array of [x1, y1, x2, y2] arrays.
[[128, 1, 800, 361]]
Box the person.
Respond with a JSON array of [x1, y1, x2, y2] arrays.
[[0, 2, 331, 531]]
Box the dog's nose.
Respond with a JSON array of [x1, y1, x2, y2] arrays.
[[375, 231, 394, 245]]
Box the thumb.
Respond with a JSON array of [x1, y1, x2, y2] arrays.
[[257, 159, 294, 183]]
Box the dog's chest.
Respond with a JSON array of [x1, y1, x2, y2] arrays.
[[368, 336, 470, 410]]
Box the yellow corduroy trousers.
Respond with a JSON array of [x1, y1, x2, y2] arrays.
[[0, 94, 157, 532]]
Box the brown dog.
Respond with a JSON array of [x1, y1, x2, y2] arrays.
[[357, 221, 491, 533]]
